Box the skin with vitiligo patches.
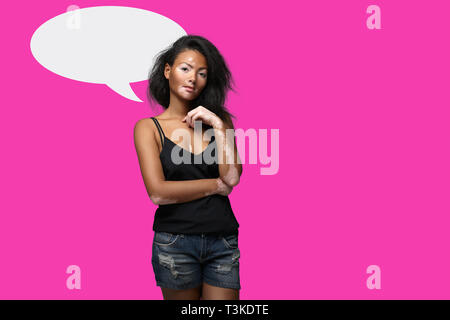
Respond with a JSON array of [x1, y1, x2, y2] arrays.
[[214, 128, 240, 185], [151, 178, 231, 205], [150, 194, 179, 205], [205, 178, 232, 197], [215, 177, 233, 196], [222, 164, 239, 186]]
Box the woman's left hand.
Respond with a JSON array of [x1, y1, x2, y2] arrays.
[[182, 106, 224, 130]]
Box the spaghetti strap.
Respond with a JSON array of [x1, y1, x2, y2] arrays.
[[150, 117, 165, 147]]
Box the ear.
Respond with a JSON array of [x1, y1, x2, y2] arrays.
[[164, 63, 170, 80]]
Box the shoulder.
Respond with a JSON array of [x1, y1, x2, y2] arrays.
[[134, 118, 158, 143], [134, 117, 152, 132]]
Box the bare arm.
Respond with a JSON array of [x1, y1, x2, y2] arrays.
[[182, 107, 243, 188], [214, 116, 243, 187], [134, 119, 232, 205]]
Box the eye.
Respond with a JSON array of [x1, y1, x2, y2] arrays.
[[181, 66, 206, 78]]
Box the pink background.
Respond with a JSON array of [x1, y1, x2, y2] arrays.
[[1, 0, 449, 299]]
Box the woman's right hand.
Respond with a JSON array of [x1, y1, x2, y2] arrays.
[[215, 177, 233, 196]]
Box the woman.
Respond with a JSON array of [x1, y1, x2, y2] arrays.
[[134, 35, 243, 300]]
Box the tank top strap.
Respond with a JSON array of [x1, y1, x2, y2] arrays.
[[150, 117, 165, 147]]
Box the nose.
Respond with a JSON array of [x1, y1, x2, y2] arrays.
[[187, 72, 197, 84]]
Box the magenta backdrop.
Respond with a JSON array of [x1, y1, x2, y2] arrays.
[[1, 0, 449, 299]]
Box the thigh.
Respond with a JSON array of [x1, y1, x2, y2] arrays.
[[161, 285, 202, 300], [202, 233, 241, 293], [151, 232, 202, 293], [202, 282, 239, 300]]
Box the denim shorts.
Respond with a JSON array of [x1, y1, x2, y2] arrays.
[[151, 231, 241, 290]]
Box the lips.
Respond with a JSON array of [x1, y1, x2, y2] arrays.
[[183, 86, 194, 92]]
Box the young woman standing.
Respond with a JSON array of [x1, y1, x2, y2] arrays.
[[134, 35, 242, 300]]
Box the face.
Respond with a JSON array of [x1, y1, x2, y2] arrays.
[[164, 49, 208, 101]]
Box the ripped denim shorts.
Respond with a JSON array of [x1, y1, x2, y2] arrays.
[[151, 232, 241, 290]]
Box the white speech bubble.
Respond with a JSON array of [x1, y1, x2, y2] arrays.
[[30, 6, 186, 102]]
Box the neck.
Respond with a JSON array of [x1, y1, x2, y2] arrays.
[[165, 94, 191, 120]]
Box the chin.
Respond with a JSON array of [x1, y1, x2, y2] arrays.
[[180, 93, 197, 101]]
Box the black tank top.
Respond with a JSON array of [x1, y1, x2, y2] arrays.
[[150, 117, 239, 237]]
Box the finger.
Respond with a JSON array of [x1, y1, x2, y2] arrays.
[[192, 112, 204, 126], [184, 113, 192, 127], [186, 106, 200, 119], [188, 110, 200, 127]]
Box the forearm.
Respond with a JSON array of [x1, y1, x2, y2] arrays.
[[214, 127, 242, 187], [149, 178, 219, 205]]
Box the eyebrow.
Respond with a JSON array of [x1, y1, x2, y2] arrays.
[[182, 62, 207, 71]]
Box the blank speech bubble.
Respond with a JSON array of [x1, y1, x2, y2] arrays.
[[30, 6, 187, 102]]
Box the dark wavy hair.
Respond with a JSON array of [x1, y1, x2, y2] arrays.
[[147, 35, 237, 127]]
